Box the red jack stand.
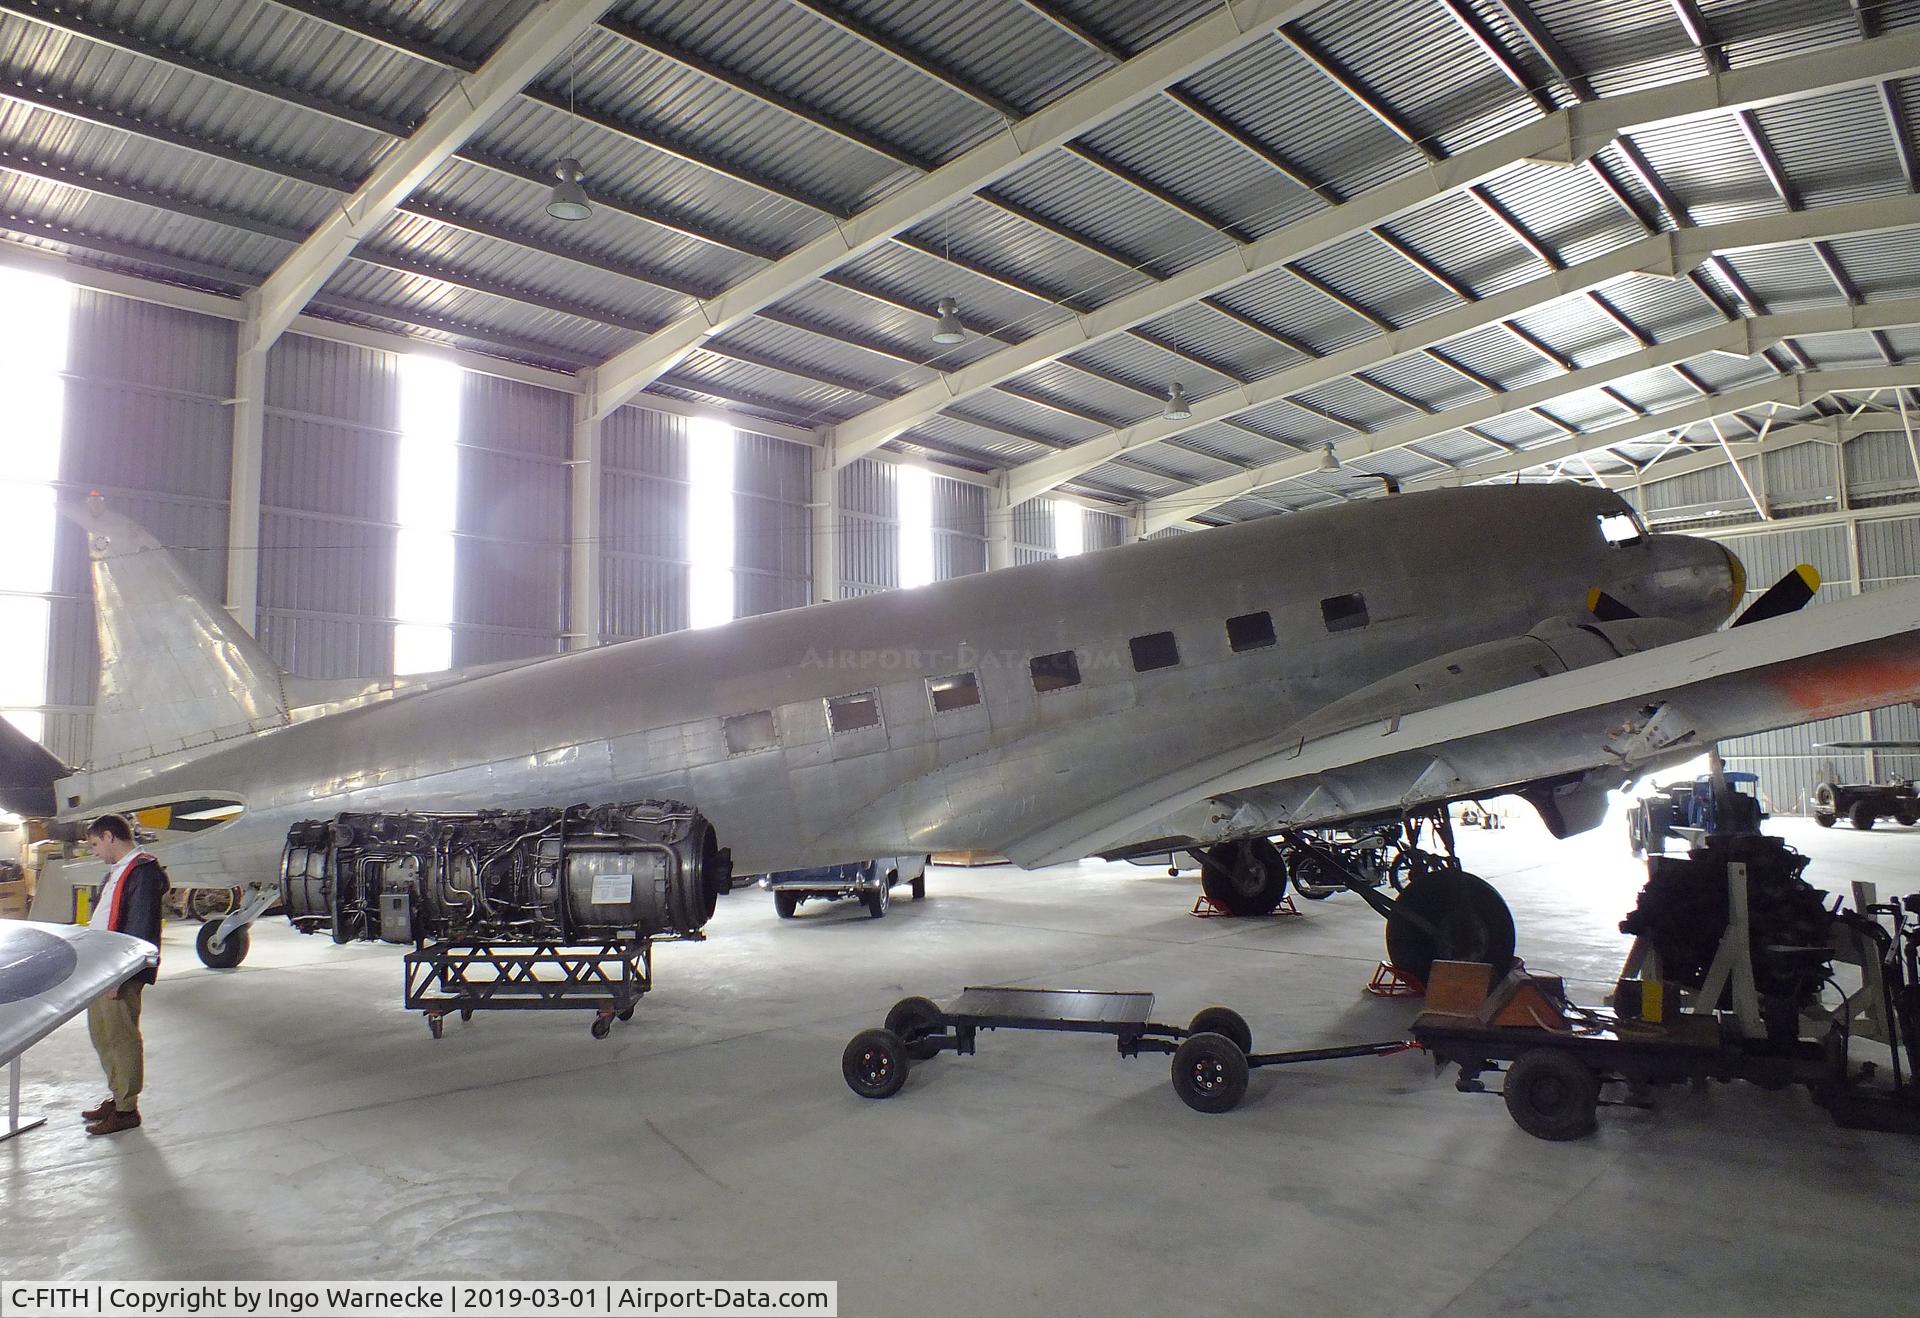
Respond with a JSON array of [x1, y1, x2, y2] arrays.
[[1365, 961, 1425, 998], [1190, 893, 1301, 919]]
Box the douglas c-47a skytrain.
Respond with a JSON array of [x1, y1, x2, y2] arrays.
[[10, 483, 1920, 981]]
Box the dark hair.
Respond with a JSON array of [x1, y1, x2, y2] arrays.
[[86, 814, 133, 843]]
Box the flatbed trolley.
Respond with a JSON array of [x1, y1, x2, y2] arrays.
[[842, 987, 1413, 1112]]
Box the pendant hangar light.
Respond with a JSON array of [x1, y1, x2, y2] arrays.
[[547, 35, 592, 221], [931, 297, 966, 345], [1318, 442, 1341, 473], [1162, 382, 1191, 420]]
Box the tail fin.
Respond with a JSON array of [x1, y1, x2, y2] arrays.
[[70, 498, 290, 771]]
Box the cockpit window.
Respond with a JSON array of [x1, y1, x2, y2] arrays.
[[1598, 512, 1645, 546]]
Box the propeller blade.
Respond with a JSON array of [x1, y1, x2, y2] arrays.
[[1732, 564, 1821, 627], [1586, 588, 1639, 622]]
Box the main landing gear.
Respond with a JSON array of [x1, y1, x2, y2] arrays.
[[1279, 811, 1516, 985], [1186, 838, 1290, 916], [193, 884, 277, 969]]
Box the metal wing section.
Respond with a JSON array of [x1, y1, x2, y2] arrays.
[[0, 921, 156, 1066], [1004, 583, 1920, 867]]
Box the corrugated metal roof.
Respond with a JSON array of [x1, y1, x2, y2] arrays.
[[1623, 113, 1789, 227], [1826, 227, 1920, 301], [1290, 375, 1417, 431], [986, 148, 1235, 280], [1132, 301, 1303, 381], [711, 315, 941, 398], [1754, 84, 1908, 210], [1507, 295, 1641, 367], [1210, 265, 1381, 357], [1438, 324, 1566, 391], [1001, 360, 1159, 429], [903, 195, 1158, 313], [946, 387, 1104, 448], [833, 239, 1075, 344], [828, 0, 1111, 116], [321, 262, 640, 357], [1378, 190, 1540, 299], [1172, 420, 1300, 467], [900, 413, 1054, 466], [1597, 273, 1726, 342], [1294, 230, 1456, 331], [1363, 352, 1487, 411], [1720, 242, 1847, 312], [338, 0, 547, 63], [1476, 161, 1646, 268]]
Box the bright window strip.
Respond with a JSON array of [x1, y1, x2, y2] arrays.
[[898, 464, 934, 588], [393, 356, 462, 675], [1053, 499, 1085, 559], [688, 417, 735, 630], [0, 268, 73, 742]]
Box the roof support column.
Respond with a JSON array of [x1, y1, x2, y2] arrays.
[[224, 309, 268, 634], [986, 484, 1015, 572], [568, 370, 602, 650], [811, 441, 840, 604]]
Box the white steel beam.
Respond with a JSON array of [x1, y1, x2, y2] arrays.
[[1138, 308, 1920, 531], [569, 371, 604, 650], [247, 1, 619, 352], [831, 29, 1920, 469], [1003, 195, 1920, 505], [587, 0, 1318, 420]]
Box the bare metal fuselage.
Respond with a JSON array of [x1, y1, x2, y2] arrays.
[[60, 485, 1736, 886]]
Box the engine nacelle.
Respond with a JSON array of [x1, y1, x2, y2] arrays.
[[281, 800, 731, 944]]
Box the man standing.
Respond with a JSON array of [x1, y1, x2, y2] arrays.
[[80, 815, 168, 1136]]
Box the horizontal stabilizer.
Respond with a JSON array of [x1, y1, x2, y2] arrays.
[[0, 717, 67, 815]]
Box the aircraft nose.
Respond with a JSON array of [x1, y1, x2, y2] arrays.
[[1631, 531, 1746, 629], [1720, 540, 1746, 616]]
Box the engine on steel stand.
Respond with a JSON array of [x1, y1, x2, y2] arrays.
[[281, 800, 731, 1038]]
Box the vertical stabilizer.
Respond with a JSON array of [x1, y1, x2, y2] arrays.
[[71, 499, 290, 771]]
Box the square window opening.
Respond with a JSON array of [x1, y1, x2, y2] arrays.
[[1226, 611, 1275, 652], [723, 709, 777, 755], [1030, 650, 1081, 693], [1321, 592, 1369, 633], [1129, 631, 1180, 672], [827, 691, 882, 734], [1598, 511, 1644, 546], [928, 671, 980, 713]]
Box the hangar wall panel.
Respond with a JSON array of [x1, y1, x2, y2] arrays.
[[933, 477, 987, 580], [455, 374, 569, 666], [1012, 497, 1057, 565], [47, 292, 235, 765], [601, 406, 690, 639], [734, 430, 811, 619], [1087, 509, 1127, 551], [838, 459, 898, 598], [257, 335, 400, 679]]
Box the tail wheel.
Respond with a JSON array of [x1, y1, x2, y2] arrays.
[[195, 920, 249, 969], [1197, 839, 1289, 916], [1385, 870, 1515, 986]]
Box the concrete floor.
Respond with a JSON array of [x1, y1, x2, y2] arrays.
[[5, 806, 1918, 1315]]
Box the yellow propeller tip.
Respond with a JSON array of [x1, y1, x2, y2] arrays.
[[1585, 587, 1602, 613], [1795, 563, 1821, 592]]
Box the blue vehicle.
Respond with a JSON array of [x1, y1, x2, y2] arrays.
[[759, 856, 928, 920], [1628, 772, 1765, 856]]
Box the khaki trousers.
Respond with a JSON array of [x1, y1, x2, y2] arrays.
[[86, 983, 145, 1108]]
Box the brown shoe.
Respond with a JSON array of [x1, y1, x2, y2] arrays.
[[86, 1108, 141, 1136], [81, 1097, 116, 1121]]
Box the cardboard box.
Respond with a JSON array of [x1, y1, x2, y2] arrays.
[[0, 878, 29, 919]]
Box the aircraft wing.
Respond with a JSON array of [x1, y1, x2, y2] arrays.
[[1003, 581, 1920, 867], [0, 920, 156, 1067]]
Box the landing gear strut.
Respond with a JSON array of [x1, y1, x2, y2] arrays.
[[1188, 838, 1290, 916], [194, 884, 276, 969]]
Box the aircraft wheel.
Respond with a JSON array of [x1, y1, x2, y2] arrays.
[[1198, 839, 1289, 916], [774, 891, 800, 919], [1170, 1033, 1248, 1114], [1385, 870, 1515, 986], [885, 996, 946, 1061], [1188, 1006, 1253, 1054], [1850, 801, 1877, 831], [842, 1028, 909, 1099], [1503, 1049, 1599, 1141], [195, 920, 249, 970]]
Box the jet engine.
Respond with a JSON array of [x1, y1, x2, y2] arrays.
[[281, 800, 731, 945]]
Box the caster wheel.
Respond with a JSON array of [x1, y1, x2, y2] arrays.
[[1170, 1032, 1248, 1114], [842, 1028, 910, 1099], [427, 1015, 444, 1040], [1188, 1006, 1253, 1054], [590, 1015, 613, 1040], [617, 1006, 635, 1022]]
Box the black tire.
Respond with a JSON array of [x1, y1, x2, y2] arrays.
[[773, 890, 800, 919], [885, 995, 946, 1061], [864, 878, 890, 919], [195, 920, 249, 969], [1170, 1033, 1249, 1114], [1850, 801, 1877, 831], [1197, 839, 1289, 916], [910, 873, 926, 900], [616, 1006, 635, 1022], [1814, 811, 1836, 828], [1188, 1006, 1253, 1054], [1503, 1049, 1600, 1141], [842, 1028, 910, 1099], [1898, 812, 1918, 828], [590, 1015, 612, 1040], [1287, 851, 1338, 900], [1385, 870, 1515, 987]]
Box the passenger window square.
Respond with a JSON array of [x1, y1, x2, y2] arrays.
[[928, 672, 980, 713], [1321, 593, 1369, 633], [1129, 631, 1179, 672], [722, 709, 777, 755], [1030, 650, 1081, 693], [827, 691, 881, 734], [1226, 612, 1275, 652]]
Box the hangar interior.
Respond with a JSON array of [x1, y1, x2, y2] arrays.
[[3, 0, 1920, 1312]]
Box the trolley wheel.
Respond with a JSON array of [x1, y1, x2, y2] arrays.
[[427, 1014, 444, 1040], [842, 1028, 910, 1099], [1503, 1049, 1600, 1141], [1170, 1032, 1248, 1114], [195, 920, 249, 969], [1188, 1006, 1253, 1055], [1851, 801, 1877, 831], [590, 1015, 613, 1041], [459, 1008, 473, 1023], [617, 1006, 635, 1022], [884, 996, 946, 1061], [864, 879, 891, 919], [774, 890, 800, 919], [1385, 870, 1515, 987]]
